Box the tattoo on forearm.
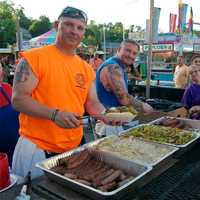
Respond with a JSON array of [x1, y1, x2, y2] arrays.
[[106, 64, 143, 112], [15, 59, 30, 82], [107, 64, 125, 99]]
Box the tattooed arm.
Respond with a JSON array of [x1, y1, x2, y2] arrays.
[[12, 58, 55, 120], [100, 64, 152, 112], [12, 58, 82, 128], [85, 81, 123, 125]]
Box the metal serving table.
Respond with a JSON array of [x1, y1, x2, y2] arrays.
[[1, 140, 200, 200]]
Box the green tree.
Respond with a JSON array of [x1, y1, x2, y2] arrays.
[[18, 7, 32, 30], [83, 21, 130, 49], [129, 25, 142, 32], [0, 0, 16, 47], [29, 15, 51, 37], [109, 22, 124, 42], [83, 20, 102, 47]]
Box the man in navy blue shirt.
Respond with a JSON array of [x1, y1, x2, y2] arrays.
[[96, 39, 152, 112]]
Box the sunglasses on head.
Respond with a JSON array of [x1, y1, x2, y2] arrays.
[[59, 7, 88, 24]]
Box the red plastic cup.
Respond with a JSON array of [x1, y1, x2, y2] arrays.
[[0, 153, 10, 190]]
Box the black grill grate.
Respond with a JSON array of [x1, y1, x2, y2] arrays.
[[133, 143, 200, 200]]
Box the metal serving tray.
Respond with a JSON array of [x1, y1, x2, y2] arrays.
[[36, 143, 152, 200], [148, 116, 200, 148], [121, 118, 200, 149], [93, 136, 178, 167], [149, 116, 200, 130]]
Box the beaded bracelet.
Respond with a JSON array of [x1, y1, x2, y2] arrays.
[[51, 109, 59, 121]]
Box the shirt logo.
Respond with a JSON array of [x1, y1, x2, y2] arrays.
[[75, 73, 86, 89]]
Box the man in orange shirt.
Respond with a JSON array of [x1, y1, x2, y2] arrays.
[[11, 6, 120, 180]]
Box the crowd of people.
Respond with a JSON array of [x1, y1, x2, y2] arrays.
[[1, 5, 200, 183]]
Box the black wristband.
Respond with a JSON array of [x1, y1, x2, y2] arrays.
[[51, 109, 59, 121]]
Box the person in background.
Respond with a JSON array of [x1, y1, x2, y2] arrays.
[[0, 64, 19, 165], [127, 64, 142, 94], [11, 6, 121, 180], [95, 40, 153, 136], [0, 62, 3, 82], [89, 53, 103, 71], [191, 55, 200, 67], [96, 39, 152, 111], [182, 63, 200, 119], [1, 56, 11, 83], [173, 55, 189, 89]]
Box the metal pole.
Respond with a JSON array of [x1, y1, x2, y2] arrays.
[[123, 25, 125, 40], [16, 15, 21, 51], [103, 26, 106, 60], [146, 0, 154, 99]]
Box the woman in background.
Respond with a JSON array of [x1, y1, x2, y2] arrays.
[[191, 55, 200, 67], [182, 61, 200, 119]]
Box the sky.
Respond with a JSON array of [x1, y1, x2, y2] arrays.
[[11, 0, 200, 32]]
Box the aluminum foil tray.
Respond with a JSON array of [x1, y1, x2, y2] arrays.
[[149, 116, 200, 130], [36, 144, 152, 200], [94, 136, 178, 166], [121, 119, 200, 148]]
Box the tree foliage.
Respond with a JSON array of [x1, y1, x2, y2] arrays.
[[0, 0, 52, 48], [28, 15, 52, 37], [18, 7, 32, 30], [0, 1, 16, 47], [83, 21, 133, 48], [0, 0, 143, 49]]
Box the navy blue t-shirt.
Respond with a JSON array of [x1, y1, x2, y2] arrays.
[[96, 56, 128, 108]]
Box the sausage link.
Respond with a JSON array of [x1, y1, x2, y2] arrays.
[[67, 151, 90, 169], [93, 169, 115, 187], [98, 181, 117, 192], [64, 173, 77, 179], [101, 170, 121, 185], [118, 176, 134, 187], [74, 179, 92, 186], [161, 117, 179, 127], [173, 120, 184, 129]]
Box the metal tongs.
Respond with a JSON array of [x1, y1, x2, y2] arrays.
[[78, 114, 105, 120]]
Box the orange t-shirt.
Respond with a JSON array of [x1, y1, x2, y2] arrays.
[[19, 45, 95, 153]]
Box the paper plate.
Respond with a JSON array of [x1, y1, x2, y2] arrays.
[[105, 112, 137, 122], [0, 174, 18, 193]]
